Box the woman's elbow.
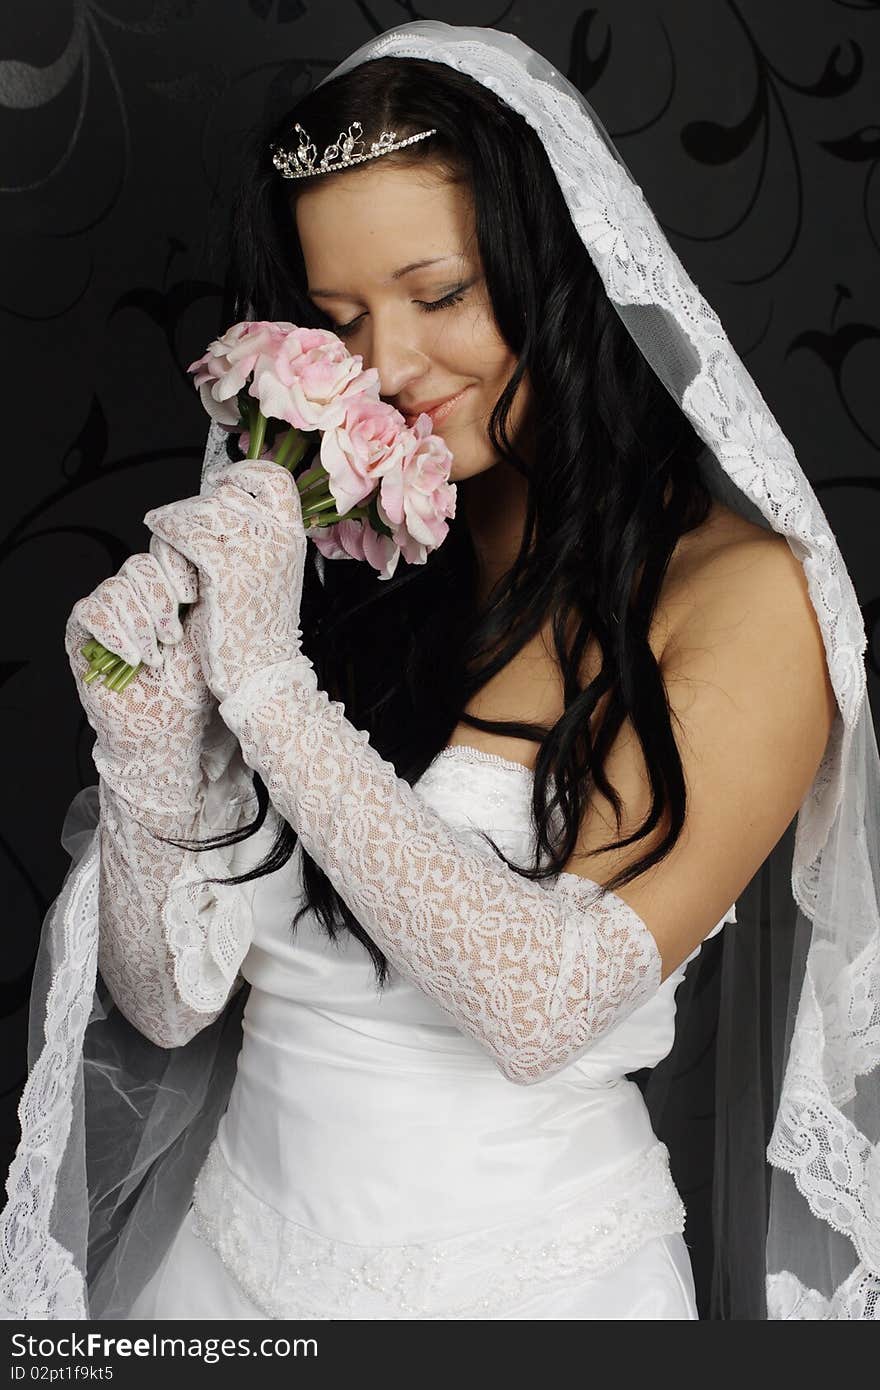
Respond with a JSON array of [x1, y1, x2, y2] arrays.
[[487, 1033, 565, 1087], [109, 993, 219, 1050]]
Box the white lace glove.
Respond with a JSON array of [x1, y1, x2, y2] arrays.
[[144, 466, 663, 1081], [66, 538, 258, 1043], [66, 538, 215, 815], [142, 459, 306, 707]]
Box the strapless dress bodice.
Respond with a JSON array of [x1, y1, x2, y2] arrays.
[[190, 744, 734, 1318]]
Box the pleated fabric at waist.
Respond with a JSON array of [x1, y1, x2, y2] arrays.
[[213, 989, 680, 1253]]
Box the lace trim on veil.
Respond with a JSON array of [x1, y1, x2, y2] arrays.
[[0, 841, 100, 1319], [767, 1268, 880, 1319]]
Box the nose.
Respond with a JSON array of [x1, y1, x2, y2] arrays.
[[363, 310, 430, 403]]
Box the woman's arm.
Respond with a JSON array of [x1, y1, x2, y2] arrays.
[[141, 460, 835, 1082], [64, 534, 264, 1049], [96, 733, 259, 1049], [215, 537, 834, 1085]]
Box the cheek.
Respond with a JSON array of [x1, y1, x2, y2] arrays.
[[438, 306, 516, 386], [470, 309, 517, 386], [476, 307, 521, 385]]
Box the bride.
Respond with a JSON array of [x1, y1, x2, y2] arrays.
[[4, 22, 877, 1321]]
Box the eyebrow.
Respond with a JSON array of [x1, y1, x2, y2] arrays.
[[308, 255, 461, 298]]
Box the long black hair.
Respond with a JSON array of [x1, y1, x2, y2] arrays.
[[162, 57, 714, 986]]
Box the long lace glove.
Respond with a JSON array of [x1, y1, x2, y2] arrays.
[[142, 459, 306, 707], [144, 465, 662, 1083], [217, 662, 662, 1083], [65, 539, 258, 1044]]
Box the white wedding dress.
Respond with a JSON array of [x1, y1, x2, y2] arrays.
[[125, 741, 733, 1321]]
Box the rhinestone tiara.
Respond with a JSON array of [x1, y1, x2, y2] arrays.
[[270, 120, 437, 180]]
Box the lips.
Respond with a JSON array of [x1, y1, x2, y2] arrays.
[[401, 386, 472, 428]]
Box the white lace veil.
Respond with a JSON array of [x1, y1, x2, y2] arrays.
[[2, 20, 877, 1320]]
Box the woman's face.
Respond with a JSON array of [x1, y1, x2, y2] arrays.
[[294, 159, 530, 482]]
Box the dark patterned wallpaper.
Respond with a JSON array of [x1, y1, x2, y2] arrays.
[[1, 0, 877, 1317]]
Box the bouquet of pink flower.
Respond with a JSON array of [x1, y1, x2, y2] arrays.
[[81, 320, 457, 691]]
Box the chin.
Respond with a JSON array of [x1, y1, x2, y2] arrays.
[[446, 456, 478, 484], [440, 431, 496, 484], [450, 455, 500, 485]]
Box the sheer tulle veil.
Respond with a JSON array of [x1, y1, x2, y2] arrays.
[[2, 20, 877, 1320]]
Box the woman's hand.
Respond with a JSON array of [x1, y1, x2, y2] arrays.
[[65, 536, 217, 831], [142, 459, 308, 706]]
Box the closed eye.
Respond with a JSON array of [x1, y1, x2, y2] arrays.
[[331, 282, 472, 339]]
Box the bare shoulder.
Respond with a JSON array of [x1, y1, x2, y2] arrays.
[[661, 499, 837, 744], [663, 501, 821, 655], [562, 498, 839, 977]]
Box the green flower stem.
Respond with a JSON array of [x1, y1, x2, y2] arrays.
[[306, 504, 368, 528], [107, 662, 133, 692], [87, 650, 120, 677], [81, 599, 188, 689], [84, 664, 115, 686], [301, 491, 342, 518], [247, 403, 267, 460], [82, 640, 105, 664], [307, 512, 349, 527], [295, 462, 325, 491], [274, 428, 309, 472], [296, 472, 329, 497], [116, 666, 139, 693]]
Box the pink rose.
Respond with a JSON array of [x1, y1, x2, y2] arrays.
[[311, 519, 401, 580], [318, 398, 408, 514], [254, 329, 379, 432], [187, 317, 456, 583], [188, 320, 293, 426], [379, 415, 456, 563], [361, 524, 402, 580], [310, 520, 363, 562]]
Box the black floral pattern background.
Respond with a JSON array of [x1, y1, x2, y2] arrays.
[[1, 0, 877, 1317]]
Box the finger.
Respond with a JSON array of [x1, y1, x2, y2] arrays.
[[142, 498, 200, 558], [149, 533, 200, 605], [160, 614, 215, 712], [184, 598, 211, 686], [208, 458, 289, 493], [144, 494, 233, 562], [64, 606, 97, 673], [142, 491, 214, 543], [64, 607, 132, 689], [143, 493, 271, 589], [208, 459, 303, 522], [67, 573, 163, 671], [120, 552, 187, 647]]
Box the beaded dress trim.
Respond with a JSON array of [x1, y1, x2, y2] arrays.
[[190, 1136, 686, 1320]]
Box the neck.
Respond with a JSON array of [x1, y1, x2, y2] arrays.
[[460, 460, 531, 607]]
